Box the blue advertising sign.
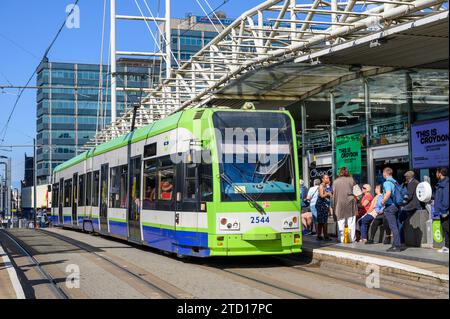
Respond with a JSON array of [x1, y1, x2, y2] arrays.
[[411, 119, 449, 169]]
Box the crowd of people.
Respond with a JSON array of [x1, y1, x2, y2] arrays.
[[300, 166, 449, 254]]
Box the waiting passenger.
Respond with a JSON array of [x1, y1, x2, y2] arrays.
[[359, 185, 385, 244], [333, 167, 357, 243], [316, 175, 333, 241], [306, 179, 321, 234], [301, 211, 313, 235], [357, 184, 373, 221], [398, 171, 421, 245], [435, 167, 449, 254]]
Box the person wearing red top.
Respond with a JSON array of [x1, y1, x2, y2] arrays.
[[357, 184, 373, 220]]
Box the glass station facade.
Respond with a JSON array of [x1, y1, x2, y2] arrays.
[[298, 69, 449, 188]]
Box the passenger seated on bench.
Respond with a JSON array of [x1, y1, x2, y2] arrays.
[[359, 185, 385, 244]]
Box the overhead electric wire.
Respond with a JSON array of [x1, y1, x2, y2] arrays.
[[0, 0, 81, 145], [0, 32, 40, 60]]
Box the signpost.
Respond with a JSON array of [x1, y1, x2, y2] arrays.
[[336, 133, 362, 175]]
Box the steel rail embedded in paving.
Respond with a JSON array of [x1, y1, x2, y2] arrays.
[[0, 230, 70, 299], [37, 229, 183, 299]]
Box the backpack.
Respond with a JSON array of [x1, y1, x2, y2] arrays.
[[387, 180, 408, 206]]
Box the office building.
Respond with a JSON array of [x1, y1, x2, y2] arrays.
[[36, 58, 160, 185], [160, 14, 234, 67]]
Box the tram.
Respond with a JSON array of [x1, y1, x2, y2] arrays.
[[50, 108, 302, 257]]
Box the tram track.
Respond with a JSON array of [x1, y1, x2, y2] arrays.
[[194, 261, 313, 299], [0, 229, 70, 299], [37, 229, 192, 299]]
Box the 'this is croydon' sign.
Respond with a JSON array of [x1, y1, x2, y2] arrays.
[[411, 119, 449, 169]]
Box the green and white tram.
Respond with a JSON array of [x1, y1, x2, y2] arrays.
[[51, 109, 302, 257]]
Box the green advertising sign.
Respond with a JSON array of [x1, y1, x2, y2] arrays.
[[336, 133, 362, 175]]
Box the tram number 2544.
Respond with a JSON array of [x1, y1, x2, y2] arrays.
[[250, 216, 270, 224]]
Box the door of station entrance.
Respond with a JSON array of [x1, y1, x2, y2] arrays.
[[373, 156, 410, 186], [368, 143, 409, 186]]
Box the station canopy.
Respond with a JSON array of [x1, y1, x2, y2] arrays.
[[211, 13, 448, 109]]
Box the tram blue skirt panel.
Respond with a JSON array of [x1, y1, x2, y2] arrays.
[[92, 218, 100, 231], [109, 220, 128, 237], [63, 216, 72, 225], [142, 225, 210, 257]]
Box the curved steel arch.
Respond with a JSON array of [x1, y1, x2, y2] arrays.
[[85, 0, 448, 147]]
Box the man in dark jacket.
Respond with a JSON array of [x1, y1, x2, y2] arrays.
[[398, 171, 422, 244], [435, 168, 449, 253]]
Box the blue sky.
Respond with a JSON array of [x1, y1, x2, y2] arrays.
[[0, 0, 265, 187]]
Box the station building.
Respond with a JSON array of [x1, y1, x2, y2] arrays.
[[288, 68, 449, 188]]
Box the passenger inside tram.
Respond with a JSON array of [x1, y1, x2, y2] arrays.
[[143, 183, 156, 207], [160, 179, 174, 201]]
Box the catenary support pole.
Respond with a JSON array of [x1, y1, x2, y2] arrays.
[[33, 138, 37, 229], [330, 91, 336, 180], [110, 0, 117, 123]]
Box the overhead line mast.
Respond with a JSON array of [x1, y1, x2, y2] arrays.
[[109, 0, 172, 124]]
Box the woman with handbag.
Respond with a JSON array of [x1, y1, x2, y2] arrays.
[[333, 167, 358, 243]]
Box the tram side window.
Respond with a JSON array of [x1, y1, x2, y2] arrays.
[[200, 164, 213, 202], [52, 184, 59, 208], [143, 160, 157, 210], [110, 165, 128, 208], [86, 172, 92, 206], [64, 179, 72, 207], [185, 164, 197, 200], [158, 166, 174, 201], [92, 170, 100, 206], [78, 174, 86, 207]]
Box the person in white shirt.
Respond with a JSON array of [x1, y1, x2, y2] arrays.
[[306, 179, 321, 234]]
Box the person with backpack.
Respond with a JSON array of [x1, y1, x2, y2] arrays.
[[381, 167, 403, 252]]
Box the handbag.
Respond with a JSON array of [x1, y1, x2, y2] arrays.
[[353, 184, 363, 197]]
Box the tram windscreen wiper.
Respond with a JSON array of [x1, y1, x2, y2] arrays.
[[220, 173, 266, 215]]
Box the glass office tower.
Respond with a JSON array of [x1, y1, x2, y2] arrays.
[[36, 59, 160, 185]]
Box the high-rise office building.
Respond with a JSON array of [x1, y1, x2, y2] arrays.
[[160, 14, 234, 67], [36, 58, 160, 185]]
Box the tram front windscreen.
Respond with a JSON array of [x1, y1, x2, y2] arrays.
[[212, 111, 296, 202]]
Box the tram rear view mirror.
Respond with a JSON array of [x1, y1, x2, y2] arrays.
[[47, 185, 52, 192], [176, 192, 182, 202]]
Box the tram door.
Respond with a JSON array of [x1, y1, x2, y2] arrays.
[[59, 178, 64, 224], [72, 173, 78, 226], [128, 156, 142, 241], [99, 164, 109, 232]]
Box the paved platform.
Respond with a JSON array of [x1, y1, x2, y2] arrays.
[[302, 235, 449, 283], [0, 242, 25, 299]]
